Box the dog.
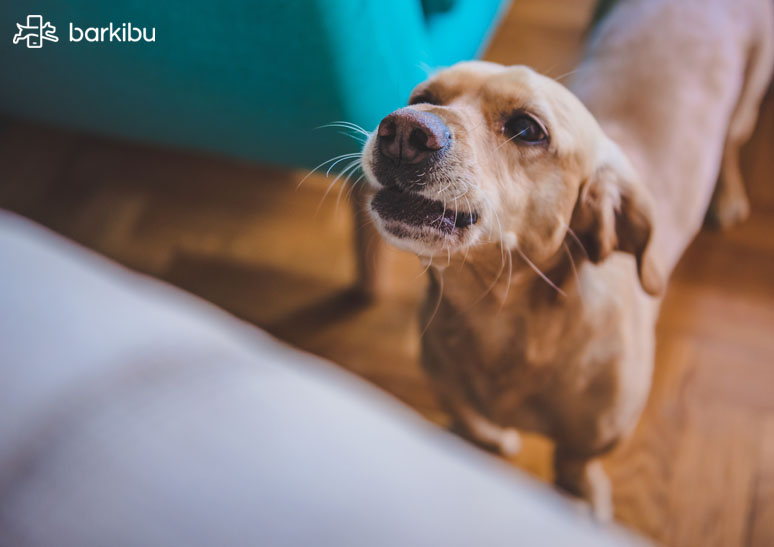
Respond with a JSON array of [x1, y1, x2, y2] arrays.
[[355, 0, 773, 518]]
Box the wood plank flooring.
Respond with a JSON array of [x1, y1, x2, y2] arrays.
[[1, 1, 773, 544]]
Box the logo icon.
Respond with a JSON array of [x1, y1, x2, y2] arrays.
[[13, 15, 59, 48]]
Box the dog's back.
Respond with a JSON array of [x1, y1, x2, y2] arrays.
[[571, 0, 774, 274]]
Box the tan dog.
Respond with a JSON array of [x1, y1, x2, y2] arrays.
[[357, 0, 773, 518]]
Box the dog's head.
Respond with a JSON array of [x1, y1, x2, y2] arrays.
[[361, 62, 661, 295]]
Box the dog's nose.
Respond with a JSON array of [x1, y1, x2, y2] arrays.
[[377, 108, 450, 165]]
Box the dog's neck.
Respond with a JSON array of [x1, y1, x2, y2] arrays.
[[423, 241, 592, 368], [426, 240, 583, 312]]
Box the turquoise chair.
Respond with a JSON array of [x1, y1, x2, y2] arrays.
[[0, 1, 509, 169]]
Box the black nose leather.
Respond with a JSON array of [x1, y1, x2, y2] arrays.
[[377, 108, 450, 165]]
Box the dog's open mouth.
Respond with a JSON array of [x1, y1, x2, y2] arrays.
[[371, 186, 478, 236]]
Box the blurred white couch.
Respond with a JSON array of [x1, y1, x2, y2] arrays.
[[0, 210, 646, 546]]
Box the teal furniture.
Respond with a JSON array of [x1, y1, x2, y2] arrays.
[[0, 1, 508, 169]]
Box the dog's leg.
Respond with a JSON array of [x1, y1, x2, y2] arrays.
[[350, 185, 386, 298], [710, 31, 774, 229], [711, 137, 750, 229], [450, 406, 522, 457], [435, 383, 521, 457], [554, 451, 613, 522]]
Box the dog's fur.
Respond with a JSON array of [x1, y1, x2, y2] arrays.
[[357, 0, 773, 518]]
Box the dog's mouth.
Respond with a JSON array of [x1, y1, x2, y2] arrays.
[[371, 186, 479, 237]]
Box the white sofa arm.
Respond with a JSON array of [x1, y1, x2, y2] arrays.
[[0, 210, 646, 546]]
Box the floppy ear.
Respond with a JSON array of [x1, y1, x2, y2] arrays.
[[570, 139, 664, 296]]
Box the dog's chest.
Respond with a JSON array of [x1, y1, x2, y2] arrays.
[[424, 299, 566, 412], [422, 286, 615, 433]]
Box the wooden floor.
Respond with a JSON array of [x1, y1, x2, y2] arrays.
[[1, 1, 773, 544]]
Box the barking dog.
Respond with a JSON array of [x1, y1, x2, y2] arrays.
[[358, 0, 773, 518]]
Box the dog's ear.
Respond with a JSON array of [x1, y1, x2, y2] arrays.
[[570, 139, 664, 296]]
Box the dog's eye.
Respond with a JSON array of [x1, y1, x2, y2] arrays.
[[409, 92, 438, 106], [503, 113, 547, 145]]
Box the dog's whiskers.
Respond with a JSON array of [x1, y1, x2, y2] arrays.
[[421, 268, 445, 336], [561, 220, 590, 258], [316, 158, 361, 216], [553, 67, 585, 83], [466, 191, 509, 307], [415, 61, 438, 77], [335, 163, 364, 211], [416, 254, 435, 280], [317, 121, 371, 138], [301, 121, 370, 185], [437, 177, 454, 194], [326, 154, 359, 177], [514, 245, 567, 297], [564, 242, 585, 310], [296, 152, 361, 190], [336, 130, 367, 145], [343, 172, 367, 203], [494, 126, 530, 151], [461, 194, 474, 265], [500, 248, 514, 311]]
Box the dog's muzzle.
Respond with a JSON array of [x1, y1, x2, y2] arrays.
[[371, 107, 450, 191]]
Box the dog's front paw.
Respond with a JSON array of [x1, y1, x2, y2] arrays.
[[586, 462, 613, 522], [497, 428, 522, 457], [555, 458, 613, 523], [709, 184, 750, 229]]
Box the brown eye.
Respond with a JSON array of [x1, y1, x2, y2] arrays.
[[409, 92, 438, 106], [503, 113, 547, 145]]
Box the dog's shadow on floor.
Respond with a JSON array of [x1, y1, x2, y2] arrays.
[[163, 252, 373, 349]]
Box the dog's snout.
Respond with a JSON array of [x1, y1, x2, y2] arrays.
[[377, 108, 450, 165], [370, 107, 453, 192]]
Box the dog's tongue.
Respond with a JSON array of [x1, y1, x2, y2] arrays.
[[372, 187, 459, 234]]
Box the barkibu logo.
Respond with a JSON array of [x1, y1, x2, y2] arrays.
[[12, 15, 155, 47], [13, 15, 59, 48], [70, 23, 155, 43]]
